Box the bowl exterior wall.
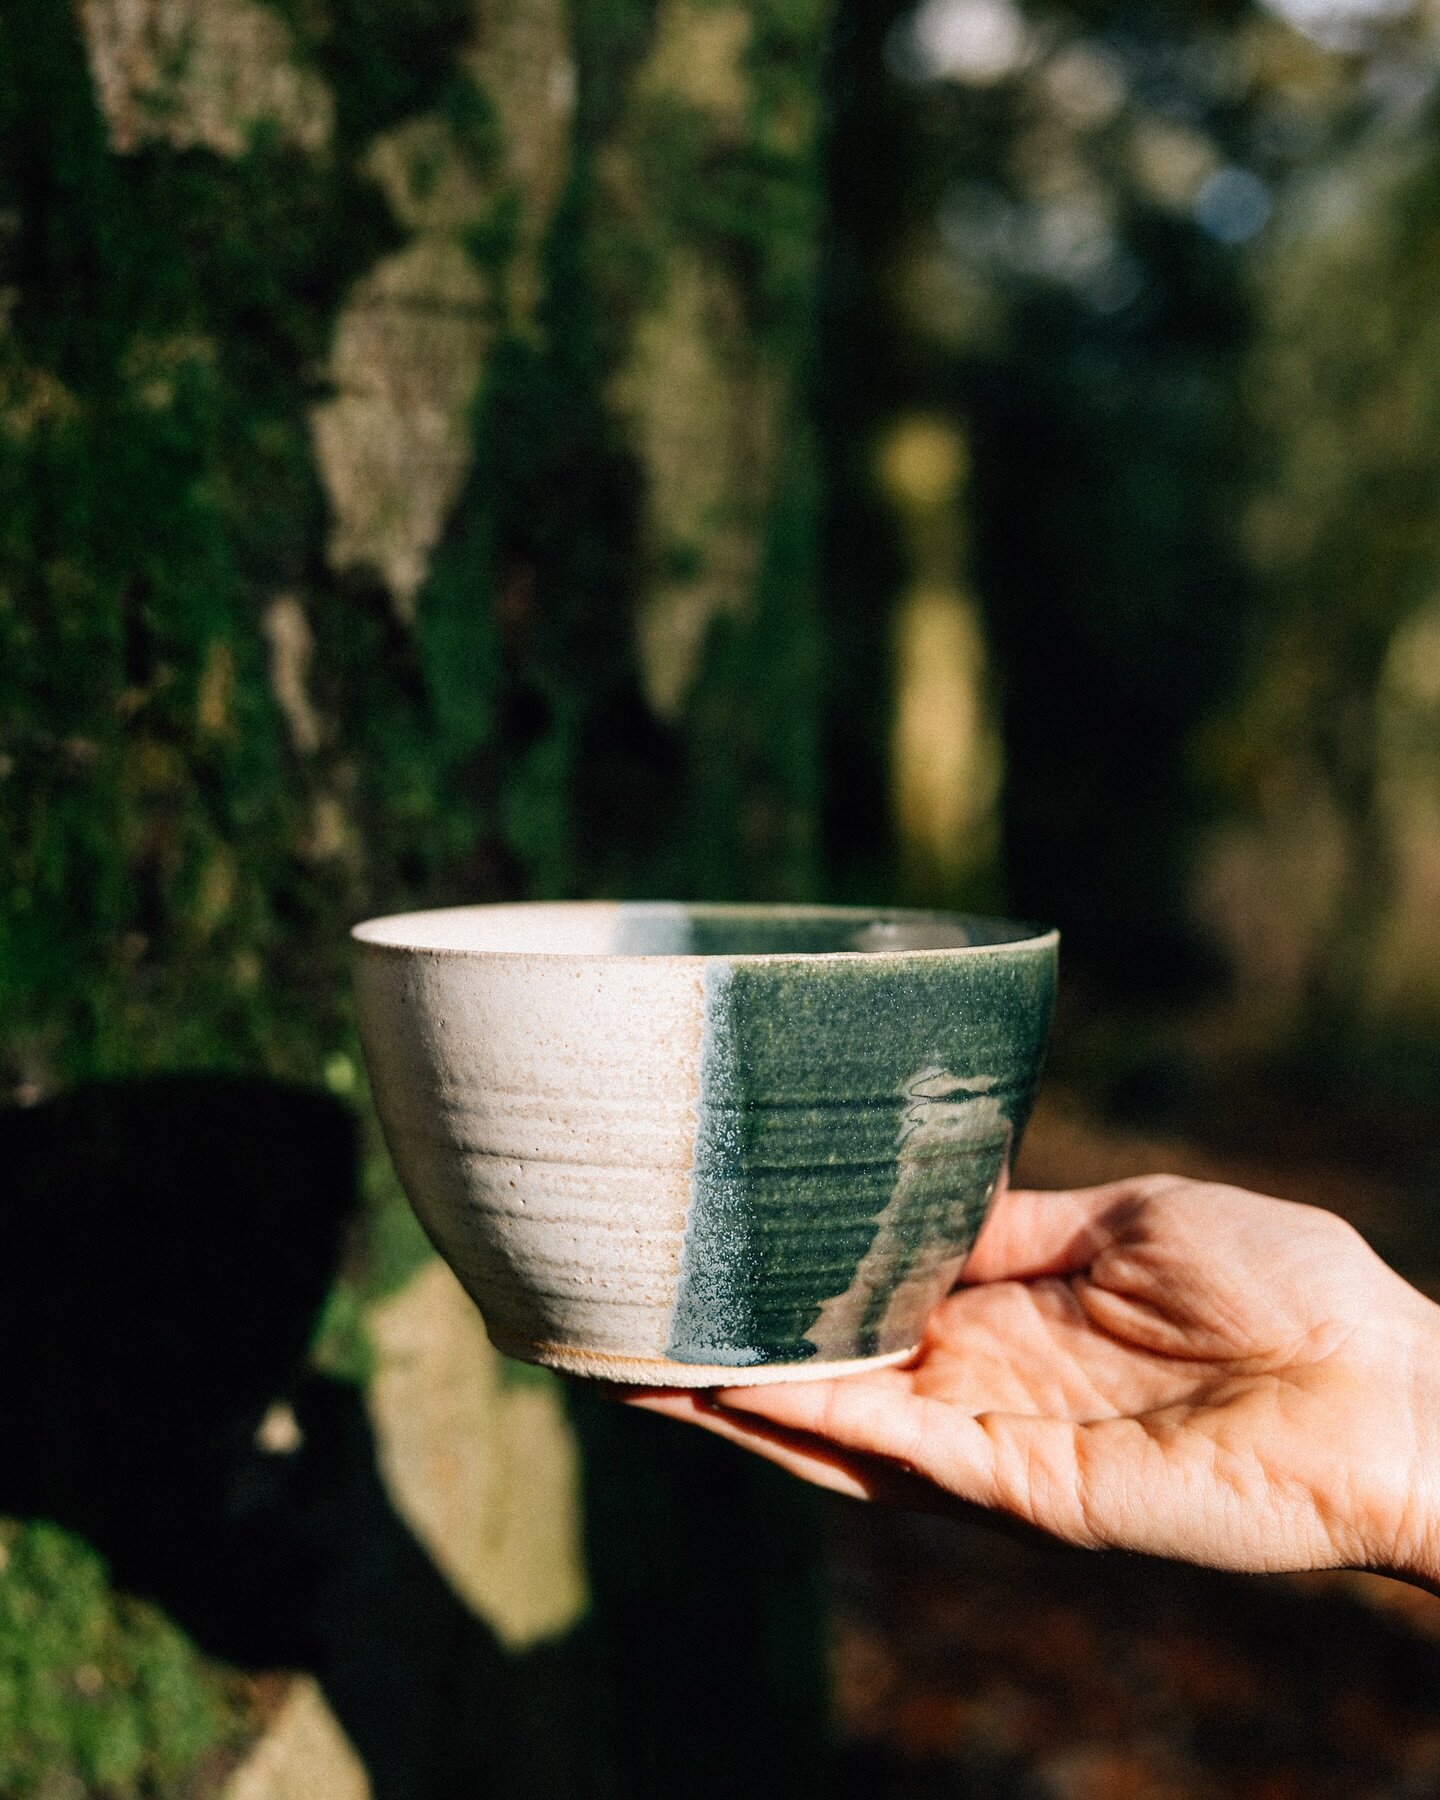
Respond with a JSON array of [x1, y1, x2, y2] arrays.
[[354, 934, 1056, 1383]]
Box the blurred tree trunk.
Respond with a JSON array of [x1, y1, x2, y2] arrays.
[[0, 1, 834, 1794]]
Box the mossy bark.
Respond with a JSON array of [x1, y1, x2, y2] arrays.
[[0, 0, 828, 1100], [0, 2, 834, 1793]]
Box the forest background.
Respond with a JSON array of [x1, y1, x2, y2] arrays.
[[3, 0, 1440, 1793]]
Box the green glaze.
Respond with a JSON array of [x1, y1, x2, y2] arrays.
[[665, 908, 1057, 1368]]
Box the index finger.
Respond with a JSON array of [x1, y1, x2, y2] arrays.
[[961, 1176, 1185, 1284]]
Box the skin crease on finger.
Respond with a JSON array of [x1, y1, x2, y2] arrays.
[[619, 1178, 1440, 1592]]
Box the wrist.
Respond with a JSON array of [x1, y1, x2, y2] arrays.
[[1373, 1290, 1440, 1592]]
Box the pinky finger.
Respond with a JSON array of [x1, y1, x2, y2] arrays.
[[617, 1389, 925, 1507]]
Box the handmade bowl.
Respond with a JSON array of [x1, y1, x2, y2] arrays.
[[351, 902, 1057, 1386]]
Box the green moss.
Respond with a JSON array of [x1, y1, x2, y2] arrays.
[[0, 1521, 244, 1798], [0, 0, 401, 1088]]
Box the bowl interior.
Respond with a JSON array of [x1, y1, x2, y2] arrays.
[[352, 900, 1047, 958]]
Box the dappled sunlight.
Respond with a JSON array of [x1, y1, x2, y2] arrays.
[[892, 587, 1002, 891], [878, 417, 1003, 897]]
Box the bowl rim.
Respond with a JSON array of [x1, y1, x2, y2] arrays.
[[350, 900, 1059, 965]]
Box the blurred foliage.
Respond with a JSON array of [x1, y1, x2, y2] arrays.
[[831, 0, 1440, 1064], [0, 1520, 242, 1798], [1205, 123, 1440, 1043], [827, 0, 1260, 984]]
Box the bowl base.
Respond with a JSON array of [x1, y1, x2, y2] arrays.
[[488, 1332, 919, 1388]]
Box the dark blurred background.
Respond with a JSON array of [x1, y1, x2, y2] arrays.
[[3, 0, 1440, 1794]]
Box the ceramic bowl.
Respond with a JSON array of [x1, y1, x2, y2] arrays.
[[352, 902, 1057, 1386]]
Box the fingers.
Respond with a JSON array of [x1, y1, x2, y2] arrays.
[[619, 1380, 1216, 1561], [963, 1176, 1186, 1285], [617, 1388, 928, 1505], [679, 1383, 1364, 1573], [710, 1369, 947, 1471], [711, 1379, 1096, 1541], [719, 1385, 1163, 1552], [618, 1387, 1100, 1544], [920, 1279, 1209, 1419]]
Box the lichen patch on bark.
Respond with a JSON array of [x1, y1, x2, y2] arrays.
[[311, 236, 494, 621], [78, 0, 333, 156], [467, 0, 576, 320], [310, 0, 575, 622], [609, 250, 780, 718]]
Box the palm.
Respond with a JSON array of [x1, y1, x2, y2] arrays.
[[626, 1178, 1440, 1578]]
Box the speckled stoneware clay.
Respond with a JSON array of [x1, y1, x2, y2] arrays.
[[351, 902, 1057, 1386]]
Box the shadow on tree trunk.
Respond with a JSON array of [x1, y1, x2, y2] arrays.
[[0, 1076, 833, 1799]]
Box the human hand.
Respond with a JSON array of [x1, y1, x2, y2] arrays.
[[623, 1177, 1440, 1584]]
